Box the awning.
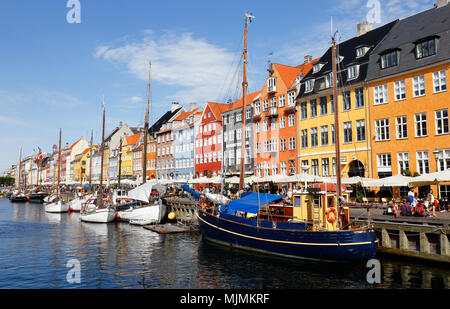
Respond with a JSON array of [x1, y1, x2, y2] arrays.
[[225, 192, 284, 214]]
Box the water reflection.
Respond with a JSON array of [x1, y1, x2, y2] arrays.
[[0, 198, 449, 289]]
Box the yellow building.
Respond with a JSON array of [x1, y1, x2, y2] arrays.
[[120, 133, 141, 178], [295, 22, 397, 179]]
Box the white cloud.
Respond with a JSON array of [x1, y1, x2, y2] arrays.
[[0, 89, 85, 109], [94, 31, 236, 104]]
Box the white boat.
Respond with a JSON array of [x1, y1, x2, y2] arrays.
[[45, 200, 69, 213], [116, 200, 166, 224], [69, 193, 94, 212], [80, 204, 116, 223]]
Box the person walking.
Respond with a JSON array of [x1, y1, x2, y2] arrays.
[[427, 189, 436, 217]]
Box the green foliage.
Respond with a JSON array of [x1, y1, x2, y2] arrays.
[[0, 177, 15, 186]]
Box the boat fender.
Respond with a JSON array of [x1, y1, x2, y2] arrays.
[[326, 207, 337, 223]]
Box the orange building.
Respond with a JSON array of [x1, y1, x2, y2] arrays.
[[253, 58, 318, 182], [366, 4, 450, 198]]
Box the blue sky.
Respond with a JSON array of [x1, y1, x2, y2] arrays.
[[0, 0, 435, 173]]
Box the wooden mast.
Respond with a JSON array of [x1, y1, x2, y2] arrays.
[[331, 37, 341, 229], [89, 130, 93, 188], [98, 101, 106, 208], [118, 137, 123, 188], [17, 147, 22, 192], [37, 159, 40, 191], [142, 61, 151, 184], [239, 12, 253, 191], [57, 128, 62, 202]]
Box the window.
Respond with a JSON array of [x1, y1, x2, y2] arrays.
[[396, 116, 408, 139], [343, 122, 352, 143], [300, 102, 307, 119], [415, 112, 427, 137], [416, 151, 429, 174], [356, 119, 365, 142], [355, 87, 364, 108], [330, 95, 335, 114], [313, 63, 321, 73], [437, 149, 450, 171], [356, 47, 368, 58], [272, 163, 278, 175], [415, 38, 436, 59], [279, 116, 286, 129], [436, 109, 449, 135], [321, 158, 330, 176], [397, 152, 409, 174], [289, 137, 296, 150], [332, 157, 336, 176], [394, 80, 406, 101], [343, 91, 351, 111], [267, 77, 276, 92], [255, 122, 260, 133], [320, 125, 328, 146], [288, 91, 296, 106], [311, 128, 318, 147], [433, 70, 447, 93], [305, 79, 314, 93], [311, 159, 319, 176], [271, 119, 277, 131], [331, 124, 335, 145], [254, 100, 261, 115], [279, 95, 286, 107], [280, 162, 287, 175], [270, 97, 277, 109], [256, 142, 261, 154], [413, 76, 425, 97], [375, 118, 390, 141], [301, 129, 308, 148], [246, 107, 252, 119], [374, 84, 388, 105], [263, 120, 269, 132], [319, 97, 327, 115], [380, 51, 398, 69], [377, 153, 392, 172], [310, 100, 317, 117], [263, 100, 269, 111], [280, 138, 287, 151], [288, 114, 295, 127], [347, 65, 359, 80], [236, 129, 242, 141], [325, 73, 333, 89]]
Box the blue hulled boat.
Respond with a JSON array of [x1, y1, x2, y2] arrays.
[[196, 192, 377, 262]]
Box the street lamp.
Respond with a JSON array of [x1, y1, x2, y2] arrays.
[[433, 147, 440, 172]]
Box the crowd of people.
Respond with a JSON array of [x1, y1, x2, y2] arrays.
[[384, 188, 448, 218]]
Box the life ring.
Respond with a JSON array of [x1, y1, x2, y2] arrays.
[[326, 207, 337, 223]]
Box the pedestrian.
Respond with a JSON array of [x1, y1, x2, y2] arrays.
[[408, 188, 414, 204], [427, 189, 436, 217]]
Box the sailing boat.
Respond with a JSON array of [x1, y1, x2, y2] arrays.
[[115, 62, 167, 225], [196, 13, 377, 261], [45, 129, 69, 213], [80, 101, 116, 223], [10, 147, 28, 203]]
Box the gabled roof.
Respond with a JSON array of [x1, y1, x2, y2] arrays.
[[223, 90, 262, 113], [297, 20, 398, 99], [205, 102, 228, 121], [173, 108, 201, 121], [70, 138, 82, 150], [367, 4, 450, 81], [125, 133, 141, 146], [149, 107, 183, 135]]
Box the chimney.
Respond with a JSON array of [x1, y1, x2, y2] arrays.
[[171, 102, 180, 112], [188, 102, 198, 112], [436, 0, 449, 7], [119, 121, 123, 127], [304, 55, 313, 64], [357, 21, 372, 37]]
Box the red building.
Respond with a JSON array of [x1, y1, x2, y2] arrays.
[[195, 102, 228, 178]]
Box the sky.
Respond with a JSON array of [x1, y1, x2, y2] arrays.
[[0, 0, 436, 173]]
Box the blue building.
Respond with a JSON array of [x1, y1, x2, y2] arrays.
[[172, 107, 202, 181]]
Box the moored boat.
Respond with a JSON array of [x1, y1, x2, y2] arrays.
[[45, 200, 69, 213]]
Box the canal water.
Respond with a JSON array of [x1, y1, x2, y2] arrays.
[[0, 198, 448, 289]]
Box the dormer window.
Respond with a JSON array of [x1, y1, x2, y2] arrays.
[[267, 77, 276, 93], [325, 72, 334, 88], [415, 37, 437, 59], [380, 50, 398, 69], [356, 46, 369, 58], [347, 65, 359, 80], [305, 79, 314, 93], [312, 63, 324, 73]]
